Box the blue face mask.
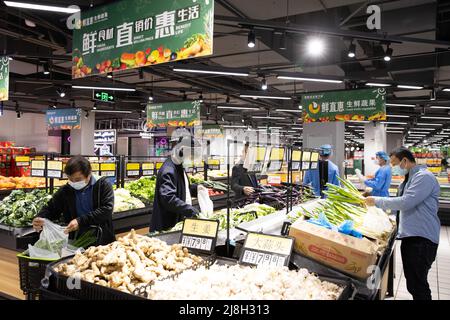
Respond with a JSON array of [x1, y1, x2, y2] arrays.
[[392, 159, 408, 176]]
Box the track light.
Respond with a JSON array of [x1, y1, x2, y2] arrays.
[[261, 76, 268, 90], [430, 88, 436, 101], [43, 62, 50, 75], [226, 95, 230, 103], [93, 102, 97, 110], [138, 69, 144, 80], [149, 92, 154, 101], [71, 100, 75, 108], [15, 101, 21, 119], [182, 91, 187, 101], [84, 110, 90, 119], [199, 93, 204, 103], [384, 44, 393, 62], [247, 29, 256, 48], [57, 88, 65, 98], [347, 41, 356, 58], [107, 72, 113, 79], [279, 32, 287, 50]]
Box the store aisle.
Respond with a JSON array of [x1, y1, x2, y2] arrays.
[[390, 226, 450, 300]]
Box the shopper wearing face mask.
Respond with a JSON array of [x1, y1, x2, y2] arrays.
[[32, 155, 115, 245], [231, 142, 259, 202], [355, 151, 392, 197], [151, 131, 205, 232], [365, 147, 440, 300]]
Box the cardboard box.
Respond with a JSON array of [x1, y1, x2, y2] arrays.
[[289, 220, 379, 280]]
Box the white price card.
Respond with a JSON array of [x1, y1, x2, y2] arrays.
[[181, 236, 213, 251], [241, 250, 286, 268]]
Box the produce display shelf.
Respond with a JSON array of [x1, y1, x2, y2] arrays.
[[112, 206, 152, 234], [0, 187, 47, 201], [0, 224, 39, 251]]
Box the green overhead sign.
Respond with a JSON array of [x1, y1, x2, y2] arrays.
[[146, 100, 201, 128]]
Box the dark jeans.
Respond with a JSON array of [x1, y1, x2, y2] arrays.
[[401, 236, 438, 300]]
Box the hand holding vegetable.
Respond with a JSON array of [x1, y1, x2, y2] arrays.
[[32, 217, 45, 232], [365, 196, 376, 207], [64, 219, 79, 234], [243, 186, 255, 196], [355, 169, 366, 183]]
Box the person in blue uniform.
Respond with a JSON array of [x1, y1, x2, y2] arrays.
[[303, 144, 340, 197], [355, 151, 392, 197]]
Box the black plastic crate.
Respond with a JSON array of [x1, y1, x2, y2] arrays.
[[0, 224, 38, 251]]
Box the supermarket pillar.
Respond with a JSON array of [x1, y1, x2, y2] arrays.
[[70, 110, 95, 155], [364, 122, 387, 176]]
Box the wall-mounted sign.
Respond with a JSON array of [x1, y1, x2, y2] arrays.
[[46, 109, 82, 130], [0, 56, 9, 102], [72, 0, 214, 79], [15, 156, 30, 167], [93, 90, 115, 103], [302, 88, 386, 123], [100, 162, 116, 176], [207, 159, 220, 170], [126, 162, 140, 177], [147, 101, 201, 128], [94, 129, 116, 144]]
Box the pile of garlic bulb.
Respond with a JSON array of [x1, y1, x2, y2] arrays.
[[145, 264, 344, 300]]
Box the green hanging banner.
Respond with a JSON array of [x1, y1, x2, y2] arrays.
[[72, 0, 214, 79], [0, 57, 9, 101], [146, 100, 201, 128], [302, 88, 387, 123]]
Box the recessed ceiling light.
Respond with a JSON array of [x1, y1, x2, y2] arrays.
[[4, 1, 80, 13]]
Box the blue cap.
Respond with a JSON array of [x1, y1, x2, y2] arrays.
[[319, 144, 333, 156], [376, 151, 389, 161]]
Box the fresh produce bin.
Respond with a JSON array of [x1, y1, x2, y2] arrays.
[[112, 207, 152, 234], [0, 224, 38, 251]]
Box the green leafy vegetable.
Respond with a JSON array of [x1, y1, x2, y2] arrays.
[[124, 176, 156, 204]]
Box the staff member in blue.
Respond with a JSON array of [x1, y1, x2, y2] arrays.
[[355, 151, 392, 197], [303, 144, 340, 197]]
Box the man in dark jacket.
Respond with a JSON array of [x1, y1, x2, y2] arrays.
[[232, 142, 259, 201], [151, 132, 204, 232], [32, 155, 115, 245]]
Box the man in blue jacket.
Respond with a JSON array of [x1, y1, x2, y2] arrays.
[[366, 147, 440, 300], [356, 151, 392, 197], [303, 144, 340, 197], [151, 131, 204, 232]]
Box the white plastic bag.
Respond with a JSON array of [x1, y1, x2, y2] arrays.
[[197, 187, 214, 218], [28, 218, 69, 259]]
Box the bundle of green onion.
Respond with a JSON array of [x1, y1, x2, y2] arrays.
[[323, 177, 366, 207]]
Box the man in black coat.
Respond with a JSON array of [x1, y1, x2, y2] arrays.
[[232, 142, 259, 201], [151, 132, 203, 232], [32, 156, 115, 245]]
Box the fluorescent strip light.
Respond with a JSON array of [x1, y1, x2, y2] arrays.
[[347, 120, 370, 123], [387, 114, 410, 118], [397, 85, 424, 90], [92, 110, 132, 114], [72, 85, 135, 92], [257, 126, 283, 129], [443, 88, 450, 92], [430, 106, 450, 109], [4, 1, 80, 13], [409, 134, 427, 137], [240, 94, 291, 100], [275, 109, 303, 113], [409, 131, 432, 134], [366, 83, 391, 87], [381, 121, 407, 125], [217, 106, 259, 110], [411, 128, 434, 131], [223, 125, 247, 128], [386, 131, 404, 133], [277, 75, 342, 84], [416, 123, 443, 126], [421, 116, 450, 120], [252, 116, 285, 120], [386, 103, 415, 107], [173, 68, 249, 77]]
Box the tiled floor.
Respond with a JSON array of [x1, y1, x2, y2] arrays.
[[388, 226, 450, 300]]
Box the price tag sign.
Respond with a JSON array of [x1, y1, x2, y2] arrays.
[[207, 159, 220, 170], [47, 160, 63, 179], [90, 162, 100, 176], [301, 151, 311, 171], [141, 163, 154, 176], [180, 218, 219, 254], [31, 160, 46, 177], [310, 152, 320, 170], [239, 233, 294, 268], [292, 162, 300, 171], [100, 163, 116, 177], [15, 156, 30, 167], [126, 163, 140, 177], [155, 162, 163, 173]]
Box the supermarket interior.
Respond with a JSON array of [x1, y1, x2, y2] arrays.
[[0, 0, 450, 304]]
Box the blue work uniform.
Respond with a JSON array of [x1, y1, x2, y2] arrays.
[[304, 160, 340, 197], [364, 165, 392, 197]]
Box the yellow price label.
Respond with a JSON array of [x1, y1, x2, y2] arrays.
[[156, 162, 163, 169], [256, 147, 266, 161], [16, 156, 30, 163], [244, 233, 293, 256], [31, 160, 45, 170], [126, 163, 140, 171], [310, 152, 319, 162], [47, 160, 63, 171], [34, 156, 45, 160], [182, 218, 219, 238], [270, 148, 285, 161], [207, 159, 220, 166], [302, 151, 311, 161], [91, 163, 100, 171], [100, 163, 116, 171], [142, 163, 154, 170], [292, 150, 302, 162]]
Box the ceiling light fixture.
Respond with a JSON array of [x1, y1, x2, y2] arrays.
[[199, 93, 203, 103], [387, 114, 410, 118], [240, 94, 291, 100], [430, 105, 450, 109], [384, 44, 393, 61], [43, 62, 50, 75], [261, 76, 268, 90], [421, 116, 450, 120], [4, 1, 80, 13], [366, 82, 391, 87], [56, 88, 65, 98], [92, 110, 133, 114], [275, 109, 303, 113], [277, 75, 343, 84], [252, 116, 285, 120], [247, 29, 256, 48], [380, 121, 407, 125], [149, 92, 154, 101], [416, 123, 443, 126], [397, 85, 423, 90], [347, 41, 356, 58], [107, 72, 113, 79], [306, 37, 325, 57], [71, 85, 135, 92], [443, 88, 450, 92]]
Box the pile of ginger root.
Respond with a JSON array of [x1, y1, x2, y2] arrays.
[[55, 229, 203, 294]]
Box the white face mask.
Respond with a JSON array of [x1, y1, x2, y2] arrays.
[[373, 159, 380, 165], [392, 159, 408, 176], [68, 180, 88, 190]]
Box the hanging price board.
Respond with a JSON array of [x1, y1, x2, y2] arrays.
[[239, 233, 294, 268], [155, 162, 163, 173], [194, 161, 204, 173], [47, 160, 63, 179], [141, 163, 154, 176], [207, 159, 220, 170], [292, 150, 302, 171], [100, 163, 116, 177], [180, 218, 219, 254], [126, 163, 140, 177], [31, 160, 46, 177], [310, 152, 320, 170], [268, 147, 285, 172], [90, 162, 100, 176], [301, 151, 311, 171], [15, 156, 30, 167]]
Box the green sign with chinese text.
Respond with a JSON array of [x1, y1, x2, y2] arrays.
[[302, 88, 386, 123], [0, 57, 9, 101], [146, 101, 201, 128], [72, 0, 214, 79]]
